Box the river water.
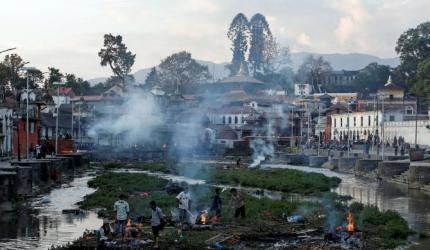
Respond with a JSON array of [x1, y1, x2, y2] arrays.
[[1, 165, 429, 249], [0, 174, 102, 250]]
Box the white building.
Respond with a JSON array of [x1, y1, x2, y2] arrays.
[[294, 84, 312, 96], [330, 111, 383, 141], [385, 120, 430, 146], [0, 106, 13, 156], [209, 106, 257, 129]]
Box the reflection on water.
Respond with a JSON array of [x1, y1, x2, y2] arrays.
[[266, 164, 430, 249], [0, 175, 102, 250], [2, 164, 430, 249]]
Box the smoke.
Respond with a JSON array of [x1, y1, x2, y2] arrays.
[[88, 88, 162, 146], [249, 138, 274, 168]]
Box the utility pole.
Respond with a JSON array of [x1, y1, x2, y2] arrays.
[[381, 95, 385, 160], [347, 102, 350, 157], [26, 73, 29, 159], [317, 103, 321, 156], [71, 101, 74, 138], [415, 97, 418, 147]]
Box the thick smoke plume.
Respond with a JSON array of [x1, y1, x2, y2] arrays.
[[88, 89, 162, 146]]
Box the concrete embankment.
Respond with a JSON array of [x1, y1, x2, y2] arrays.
[[0, 153, 91, 212]]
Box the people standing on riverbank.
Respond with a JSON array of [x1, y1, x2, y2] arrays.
[[210, 188, 222, 219], [150, 201, 165, 249], [230, 188, 245, 219], [113, 194, 130, 238], [176, 187, 191, 225]]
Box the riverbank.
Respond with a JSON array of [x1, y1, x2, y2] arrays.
[[57, 162, 413, 249]]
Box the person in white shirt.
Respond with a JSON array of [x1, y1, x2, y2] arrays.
[[176, 187, 191, 224], [150, 201, 165, 248], [113, 194, 130, 237]]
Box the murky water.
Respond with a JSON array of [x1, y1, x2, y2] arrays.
[[265, 164, 430, 249], [1, 164, 430, 249], [0, 174, 102, 250]]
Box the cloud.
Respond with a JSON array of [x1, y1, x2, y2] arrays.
[[296, 33, 311, 46]]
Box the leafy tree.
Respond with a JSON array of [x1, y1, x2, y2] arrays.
[[158, 51, 211, 94], [46, 67, 63, 89], [248, 13, 277, 75], [226, 13, 250, 76], [395, 22, 430, 85], [144, 67, 159, 90], [352, 63, 392, 93], [98, 33, 136, 85], [296, 55, 332, 93], [64, 73, 92, 95], [2, 54, 26, 90], [412, 58, 430, 99]]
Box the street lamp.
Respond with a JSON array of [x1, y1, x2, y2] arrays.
[[0, 47, 16, 54], [20, 65, 36, 159], [53, 81, 66, 155]]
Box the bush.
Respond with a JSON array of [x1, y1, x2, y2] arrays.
[[211, 168, 341, 194]]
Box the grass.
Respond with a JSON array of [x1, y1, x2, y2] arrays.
[[100, 161, 172, 173], [81, 172, 176, 216], [210, 168, 341, 195], [80, 172, 302, 221], [351, 204, 413, 249]]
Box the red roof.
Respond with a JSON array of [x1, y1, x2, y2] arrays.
[[71, 95, 103, 102], [50, 87, 76, 97]]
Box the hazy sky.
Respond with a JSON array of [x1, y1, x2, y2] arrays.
[[0, 0, 429, 79]]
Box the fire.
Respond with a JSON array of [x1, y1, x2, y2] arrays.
[[126, 218, 132, 227], [347, 211, 354, 232], [200, 212, 208, 224]]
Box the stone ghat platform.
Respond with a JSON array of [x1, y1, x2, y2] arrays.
[[0, 152, 91, 212]]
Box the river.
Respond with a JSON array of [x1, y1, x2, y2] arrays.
[[0, 164, 429, 249], [0, 174, 102, 250]]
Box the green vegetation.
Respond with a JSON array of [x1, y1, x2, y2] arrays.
[[81, 172, 302, 221], [211, 168, 341, 194], [100, 161, 172, 173], [81, 173, 176, 216], [356, 205, 413, 249]]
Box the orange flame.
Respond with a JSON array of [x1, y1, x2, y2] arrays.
[[200, 212, 208, 224], [347, 211, 354, 232], [126, 218, 132, 227]]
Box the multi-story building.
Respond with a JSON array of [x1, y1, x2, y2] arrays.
[[330, 110, 383, 141]]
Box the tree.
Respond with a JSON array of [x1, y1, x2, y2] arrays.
[[395, 22, 430, 85], [144, 67, 159, 90], [352, 63, 392, 93], [413, 58, 430, 99], [226, 13, 250, 76], [248, 13, 277, 75], [296, 55, 332, 93], [2, 54, 26, 90], [98, 33, 136, 85], [46, 67, 63, 90], [157, 51, 211, 94]]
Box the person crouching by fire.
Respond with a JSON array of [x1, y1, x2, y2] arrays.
[[210, 188, 222, 221], [150, 201, 165, 249], [230, 188, 245, 219], [176, 186, 192, 225], [113, 194, 130, 238]]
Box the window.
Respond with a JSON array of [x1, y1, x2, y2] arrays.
[[30, 122, 35, 133], [353, 117, 356, 127], [333, 118, 336, 128], [222, 116, 226, 124], [360, 116, 363, 127], [368, 116, 371, 126], [389, 115, 395, 121], [405, 106, 413, 115], [340, 118, 343, 127], [389, 94, 394, 99], [347, 117, 350, 127], [228, 116, 232, 124], [234, 116, 238, 124]]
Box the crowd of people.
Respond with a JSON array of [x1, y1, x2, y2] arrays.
[[103, 187, 246, 248]]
